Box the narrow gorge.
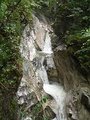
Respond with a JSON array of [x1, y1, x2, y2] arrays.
[[17, 14, 90, 120], [0, 1, 90, 120]]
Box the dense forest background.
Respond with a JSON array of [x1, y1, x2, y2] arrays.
[[0, 0, 90, 120]]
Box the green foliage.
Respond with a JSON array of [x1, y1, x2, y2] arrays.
[[0, 91, 18, 120], [19, 95, 49, 120], [31, 96, 49, 120], [66, 29, 90, 72], [70, 29, 90, 71]]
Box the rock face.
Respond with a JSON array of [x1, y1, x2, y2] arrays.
[[17, 14, 90, 120]]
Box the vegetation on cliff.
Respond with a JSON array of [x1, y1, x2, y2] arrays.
[[0, 0, 90, 119]]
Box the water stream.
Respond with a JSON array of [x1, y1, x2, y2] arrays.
[[17, 15, 67, 120], [40, 31, 66, 120]]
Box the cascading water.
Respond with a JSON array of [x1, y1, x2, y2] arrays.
[[43, 84, 66, 120], [17, 15, 67, 120], [43, 31, 53, 54], [41, 30, 66, 120]]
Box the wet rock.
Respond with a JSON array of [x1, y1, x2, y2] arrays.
[[81, 88, 90, 111], [44, 106, 56, 119], [66, 91, 79, 120], [54, 50, 87, 91], [18, 13, 90, 120]]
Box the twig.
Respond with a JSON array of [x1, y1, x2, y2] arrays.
[[0, 82, 9, 90]]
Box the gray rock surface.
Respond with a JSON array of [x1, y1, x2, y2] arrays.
[[17, 14, 90, 120]]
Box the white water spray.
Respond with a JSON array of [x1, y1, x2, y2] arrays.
[[43, 31, 53, 54], [43, 83, 66, 120]]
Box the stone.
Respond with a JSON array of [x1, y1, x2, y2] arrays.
[[81, 88, 90, 111], [44, 106, 56, 119], [17, 14, 90, 120]]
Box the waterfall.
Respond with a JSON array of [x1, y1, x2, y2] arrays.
[[15, 13, 90, 120], [17, 15, 67, 120], [43, 31, 53, 54], [37, 66, 49, 84], [43, 84, 66, 120], [42, 34, 66, 120]]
